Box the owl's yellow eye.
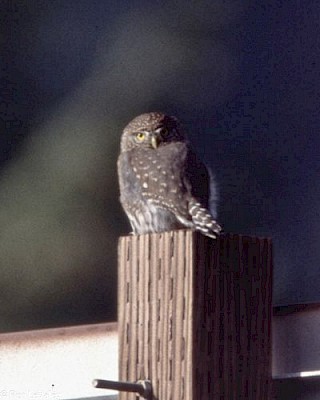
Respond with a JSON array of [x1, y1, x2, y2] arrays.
[[135, 132, 145, 142]]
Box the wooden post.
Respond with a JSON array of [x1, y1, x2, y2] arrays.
[[118, 231, 272, 400]]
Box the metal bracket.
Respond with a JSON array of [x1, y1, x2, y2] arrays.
[[92, 378, 152, 399]]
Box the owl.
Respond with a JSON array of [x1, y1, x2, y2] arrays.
[[117, 112, 221, 238]]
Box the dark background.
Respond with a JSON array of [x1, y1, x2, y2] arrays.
[[1, 1, 319, 332]]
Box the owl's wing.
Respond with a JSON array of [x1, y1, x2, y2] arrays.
[[180, 145, 221, 237], [183, 146, 211, 210]]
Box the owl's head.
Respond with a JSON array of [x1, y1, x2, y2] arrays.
[[121, 112, 185, 152]]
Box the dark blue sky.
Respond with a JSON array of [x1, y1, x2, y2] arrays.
[[1, 0, 320, 330]]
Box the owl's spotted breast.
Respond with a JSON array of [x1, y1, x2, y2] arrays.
[[118, 142, 190, 233]]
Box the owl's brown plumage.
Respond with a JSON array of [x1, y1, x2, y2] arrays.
[[117, 112, 221, 238]]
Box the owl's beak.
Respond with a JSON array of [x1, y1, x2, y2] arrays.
[[151, 134, 158, 149]]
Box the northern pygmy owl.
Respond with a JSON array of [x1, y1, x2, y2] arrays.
[[117, 112, 221, 238]]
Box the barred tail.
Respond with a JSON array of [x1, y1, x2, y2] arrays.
[[188, 201, 222, 239]]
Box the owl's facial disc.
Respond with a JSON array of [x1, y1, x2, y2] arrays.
[[149, 126, 171, 148], [150, 127, 168, 148], [132, 130, 161, 149]]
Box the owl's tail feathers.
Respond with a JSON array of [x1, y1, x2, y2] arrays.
[[188, 201, 222, 239]]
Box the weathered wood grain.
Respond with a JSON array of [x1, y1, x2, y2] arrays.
[[118, 231, 272, 400]]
